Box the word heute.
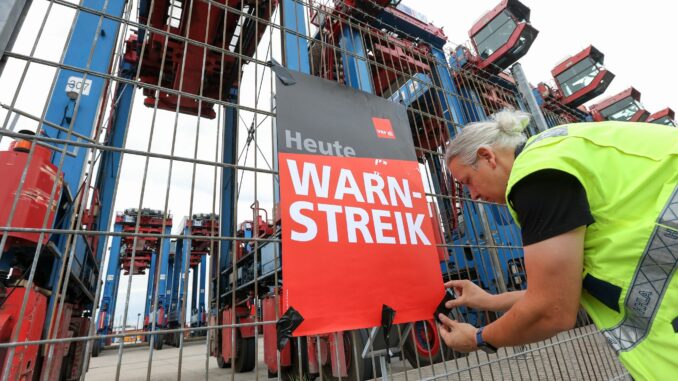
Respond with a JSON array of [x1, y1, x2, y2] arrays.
[[286, 159, 430, 246]]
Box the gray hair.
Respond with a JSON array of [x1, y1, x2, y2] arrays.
[[444, 109, 531, 166]]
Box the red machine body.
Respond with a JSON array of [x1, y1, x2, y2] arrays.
[[187, 214, 219, 267], [66, 317, 90, 380], [116, 209, 172, 275], [220, 306, 255, 366], [336, 0, 399, 18], [469, 0, 538, 72], [647, 108, 676, 126], [0, 143, 62, 248], [262, 296, 290, 372], [235, 216, 274, 261], [133, 0, 276, 118], [0, 287, 47, 380], [40, 303, 74, 381], [590, 87, 649, 122], [551, 45, 615, 107], [370, 34, 431, 96]]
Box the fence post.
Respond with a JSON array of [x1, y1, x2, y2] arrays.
[[511, 62, 549, 133]]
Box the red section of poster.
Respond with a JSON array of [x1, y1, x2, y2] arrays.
[[279, 152, 444, 336]]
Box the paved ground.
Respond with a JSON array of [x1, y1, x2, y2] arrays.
[[86, 325, 630, 380]]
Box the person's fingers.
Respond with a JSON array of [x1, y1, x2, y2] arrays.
[[444, 280, 465, 289], [445, 298, 464, 309], [437, 313, 458, 328], [438, 323, 450, 342]]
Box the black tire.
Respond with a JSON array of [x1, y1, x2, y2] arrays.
[[322, 330, 372, 381], [92, 340, 101, 357], [153, 334, 164, 350], [217, 352, 232, 368], [281, 337, 309, 381], [234, 330, 256, 372]]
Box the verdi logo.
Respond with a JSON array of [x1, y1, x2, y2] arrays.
[[372, 117, 396, 139]]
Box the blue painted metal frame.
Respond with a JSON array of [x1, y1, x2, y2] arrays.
[[191, 264, 199, 314], [178, 228, 191, 323], [37, 0, 129, 346], [198, 255, 206, 323], [94, 56, 135, 265], [281, 0, 310, 73], [144, 250, 157, 321], [167, 240, 181, 324], [339, 27, 373, 93], [95, 222, 123, 345], [43, 0, 127, 193], [219, 102, 238, 290], [155, 226, 172, 323]]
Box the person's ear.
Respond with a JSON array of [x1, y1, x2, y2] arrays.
[[476, 146, 497, 168]]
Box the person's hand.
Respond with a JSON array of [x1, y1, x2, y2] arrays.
[[437, 313, 477, 353], [444, 279, 492, 310]]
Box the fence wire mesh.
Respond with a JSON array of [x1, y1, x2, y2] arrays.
[[0, 0, 630, 380]]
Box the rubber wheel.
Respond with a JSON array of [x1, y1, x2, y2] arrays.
[[216, 353, 232, 368], [234, 330, 256, 372], [281, 337, 309, 381], [153, 334, 164, 350], [322, 330, 372, 381], [403, 320, 446, 367], [92, 340, 101, 357]]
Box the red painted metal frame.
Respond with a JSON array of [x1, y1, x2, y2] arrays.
[[337, 0, 395, 17], [647, 107, 675, 123], [134, 0, 276, 118], [187, 216, 219, 267], [0, 287, 47, 380], [560, 69, 614, 107], [67, 317, 91, 380], [550, 45, 614, 107], [469, 0, 536, 72], [263, 296, 291, 372], [590, 87, 648, 122], [369, 33, 431, 96], [551, 45, 601, 77], [0, 144, 62, 247], [380, 5, 447, 41], [40, 303, 74, 381], [476, 23, 533, 71], [221, 305, 255, 367], [116, 211, 172, 274]]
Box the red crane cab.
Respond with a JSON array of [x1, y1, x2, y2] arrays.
[[647, 108, 676, 127], [469, 0, 538, 72], [590, 87, 649, 122], [551, 45, 615, 107]]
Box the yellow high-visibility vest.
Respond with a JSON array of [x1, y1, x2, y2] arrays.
[[505, 121, 678, 380]]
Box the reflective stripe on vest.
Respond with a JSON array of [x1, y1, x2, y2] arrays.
[[602, 186, 678, 352], [523, 126, 568, 149]]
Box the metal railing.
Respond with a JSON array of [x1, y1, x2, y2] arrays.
[[0, 0, 629, 380]]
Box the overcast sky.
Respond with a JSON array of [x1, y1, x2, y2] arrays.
[[402, 0, 677, 113]]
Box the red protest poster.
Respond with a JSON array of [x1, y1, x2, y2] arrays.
[[276, 70, 444, 336]]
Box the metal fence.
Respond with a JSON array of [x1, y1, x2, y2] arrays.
[[0, 0, 630, 380]]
